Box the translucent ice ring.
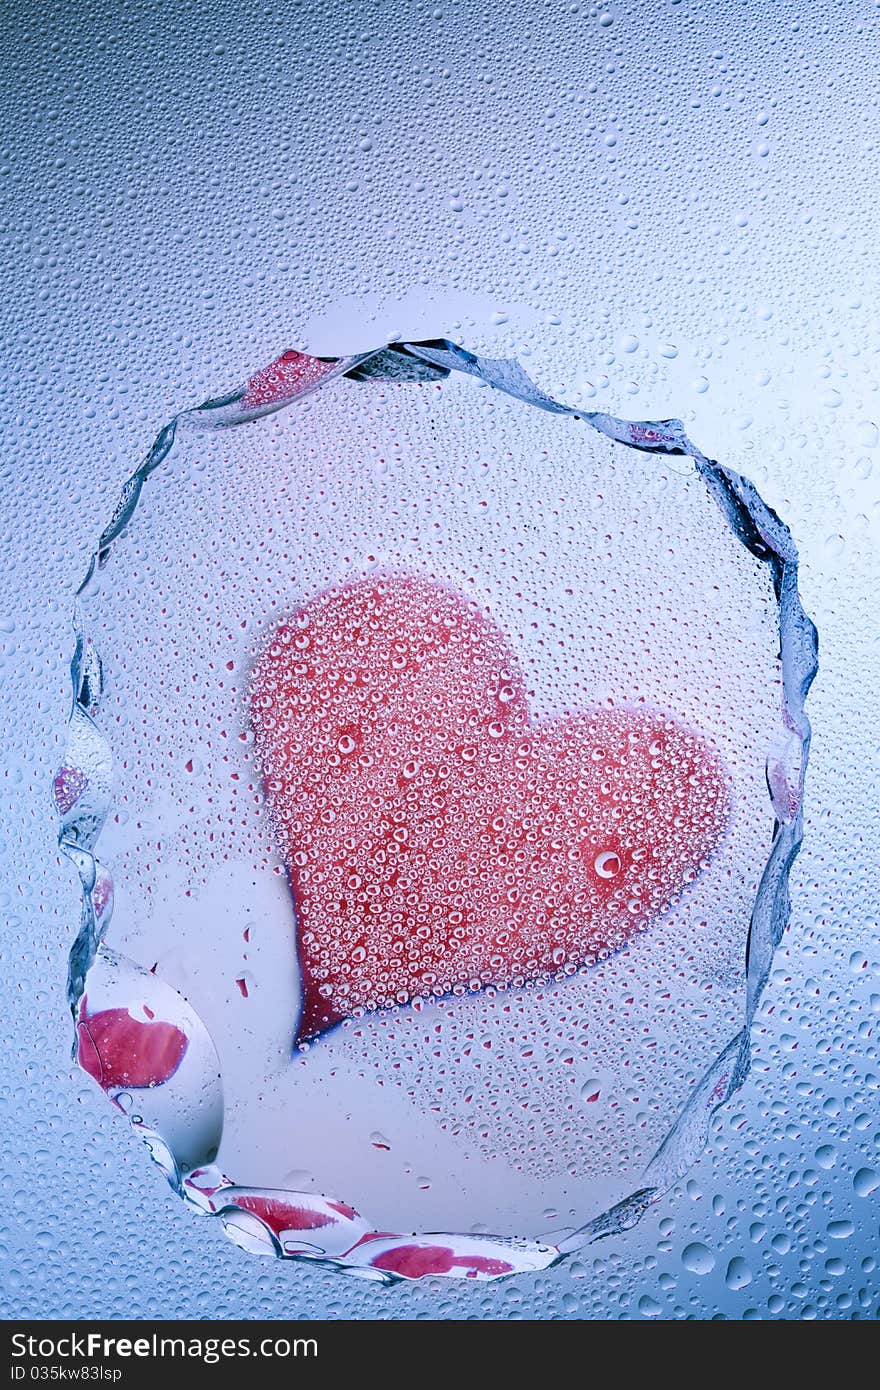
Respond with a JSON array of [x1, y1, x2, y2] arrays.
[[57, 337, 817, 1283]]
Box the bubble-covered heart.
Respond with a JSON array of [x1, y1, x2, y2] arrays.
[[251, 573, 730, 1042]]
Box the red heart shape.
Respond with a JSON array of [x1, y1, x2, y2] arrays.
[[250, 575, 729, 1043]]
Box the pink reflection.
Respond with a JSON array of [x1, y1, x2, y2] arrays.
[[77, 995, 188, 1090]]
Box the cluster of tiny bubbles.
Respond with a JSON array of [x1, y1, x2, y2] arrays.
[[250, 572, 730, 1032]]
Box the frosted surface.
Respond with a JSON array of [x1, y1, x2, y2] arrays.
[[2, 0, 878, 1319]]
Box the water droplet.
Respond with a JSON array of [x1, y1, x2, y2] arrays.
[[725, 1256, 752, 1289], [682, 1241, 715, 1274], [594, 850, 621, 878]]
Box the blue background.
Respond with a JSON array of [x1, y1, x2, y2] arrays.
[[0, 0, 877, 1319]]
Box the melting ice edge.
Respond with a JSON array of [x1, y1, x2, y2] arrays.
[[55, 337, 818, 1282]]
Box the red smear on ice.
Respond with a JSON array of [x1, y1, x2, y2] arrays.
[[76, 995, 188, 1090], [369, 1243, 515, 1279], [240, 350, 338, 411], [53, 765, 89, 816], [231, 1194, 335, 1233], [328, 1200, 359, 1219]]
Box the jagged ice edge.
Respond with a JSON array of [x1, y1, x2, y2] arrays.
[[57, 337, 818, 1278]]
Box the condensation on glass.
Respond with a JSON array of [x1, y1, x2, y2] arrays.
[[57, 339, 817, 1283]]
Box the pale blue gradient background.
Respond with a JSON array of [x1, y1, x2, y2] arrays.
[[1, 0, 877, 1319]]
